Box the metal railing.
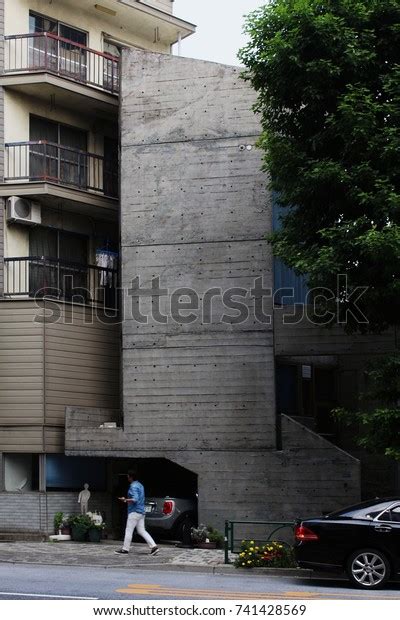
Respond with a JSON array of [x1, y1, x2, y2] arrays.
[[5, 141, 119, 198], [4, 256, 119, 310], [224, 520, 295, 564], [4, 33, 119, 94]]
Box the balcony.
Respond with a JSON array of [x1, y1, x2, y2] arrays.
[[4, 256, 119, 310], [0, 141, 119, 218], [1, 34, 119, 117]]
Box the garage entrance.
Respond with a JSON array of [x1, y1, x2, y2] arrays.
[[110, 458, 198, 541]]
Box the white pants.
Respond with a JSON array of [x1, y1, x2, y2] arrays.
[[122, 512, 156, 552]]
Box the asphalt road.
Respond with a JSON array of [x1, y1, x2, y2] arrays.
[[0, 564, 399, 600]]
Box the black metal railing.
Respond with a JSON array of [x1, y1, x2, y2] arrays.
[[4, 256, 119, 310], [224, 520, 295, 564], [4, 33, 119, 94], [4, 141, 119, 198]]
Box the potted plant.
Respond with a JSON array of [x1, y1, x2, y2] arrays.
[[68, 514, 92, 542], [54, 511, 64, 534], [88, 522, 105, 543], [191, 524, 218, 549], [60, 517, 71, 536], [207, 526, 224, 549]]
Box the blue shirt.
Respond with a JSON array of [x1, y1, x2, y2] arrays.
[[127, 481, 145, 515]]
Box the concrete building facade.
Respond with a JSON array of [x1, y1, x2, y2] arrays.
[[65, 51, 364, 530]]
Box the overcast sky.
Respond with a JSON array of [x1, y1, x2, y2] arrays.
[[173, 0, 267, 66]]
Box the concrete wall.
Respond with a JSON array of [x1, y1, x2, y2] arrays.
[[120, 51, 274, 454], [66, 51, 360, 529]]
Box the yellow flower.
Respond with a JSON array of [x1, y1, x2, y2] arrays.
[[255, 546, 259, 551], [249, 547, 254, 551], [247, 561, 251, 564], [250, 540, 255, 545]]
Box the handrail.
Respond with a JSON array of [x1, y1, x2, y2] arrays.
[[4, 141, 119, 197], [4, 256, 119, 310], [224, 519, 295, 564], [5, 140, 105, 160], [4, 32, 120, 95], [4, 32, 119, 61], [4, 256, 118, 273]]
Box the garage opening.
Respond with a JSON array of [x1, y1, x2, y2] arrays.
[[111, 458, 198, 542]]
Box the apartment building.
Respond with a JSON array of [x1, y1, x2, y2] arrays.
[[0, 0, 195, 534]]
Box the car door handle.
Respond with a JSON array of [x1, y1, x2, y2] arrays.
[[374, 525, 392, 533]]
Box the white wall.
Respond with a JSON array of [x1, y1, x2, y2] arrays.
[[4, 90, 116, 152], [5, 0, 171, 54]]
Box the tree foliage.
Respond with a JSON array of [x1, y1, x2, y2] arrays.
[[335, 355, 400, 460], [239, 0, 400, 333]]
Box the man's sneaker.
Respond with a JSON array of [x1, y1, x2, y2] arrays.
[[150, 546, 160, 556], [114, 549, 129, 555]]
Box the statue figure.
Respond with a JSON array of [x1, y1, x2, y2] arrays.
[[78, 483, 91, 514]]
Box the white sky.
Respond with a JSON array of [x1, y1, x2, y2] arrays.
[[173, 1, 267, 66]]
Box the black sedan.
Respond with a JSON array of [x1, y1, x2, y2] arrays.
[[294, 498, 400, 589]]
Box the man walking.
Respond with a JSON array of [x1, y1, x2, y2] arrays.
[[115, 469, 159, 555]]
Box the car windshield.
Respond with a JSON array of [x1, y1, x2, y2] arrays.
[[328, 499, 396, 520]]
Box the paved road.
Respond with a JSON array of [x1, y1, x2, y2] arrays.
[[0, 564, 399, 600]]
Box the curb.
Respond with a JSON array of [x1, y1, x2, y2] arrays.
[[0, 558, 314, 578]]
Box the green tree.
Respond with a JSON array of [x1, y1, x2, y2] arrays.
[[335, 355, 400, 460], [239, 0, 400, 333], [239, 0, 400, 459]]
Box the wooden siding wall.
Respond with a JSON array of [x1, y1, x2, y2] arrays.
[[0, 300, 120, 453]]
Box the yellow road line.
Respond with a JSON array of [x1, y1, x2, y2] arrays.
[[116, 584, 400, 600]]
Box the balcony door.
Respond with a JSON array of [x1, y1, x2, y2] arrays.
[[29, 227, 88, 301], [29, 12, 87, 81], [30, 116, 88, 189]]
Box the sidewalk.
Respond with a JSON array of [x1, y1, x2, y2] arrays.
[[0, 540, 312, 577], [0, 540, 234, 570]]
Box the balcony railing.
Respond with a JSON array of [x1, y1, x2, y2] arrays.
[[4, 141, 119, 198], [4, 256, 119, 310], [4, 33, 119, 95]]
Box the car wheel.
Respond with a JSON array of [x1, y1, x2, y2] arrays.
[[346, 548, 391, 589], [175, 516, 194, 545]]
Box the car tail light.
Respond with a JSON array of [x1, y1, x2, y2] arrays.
[[295, 525, 319, 541], [163, 500, 175, 515]]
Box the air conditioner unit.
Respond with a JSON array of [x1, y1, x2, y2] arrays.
[[6, 196, 41, 226]]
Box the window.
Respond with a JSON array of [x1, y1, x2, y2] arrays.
[[29, 227, 88, 300], [377, 505, 400, 523], [46, 455, 107, 492], [330, 500, 395, 520], [273, 197, 308, 305], [4, 454, 39, 492], [29, 12, 87, 80], [29, 116, 88, 188], [103, 39, 121, 93]]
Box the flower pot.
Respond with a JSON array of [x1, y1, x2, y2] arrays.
[[88, 528, 102, 543], [61, 526, 71, 536], [71, 524, 88, 542]]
